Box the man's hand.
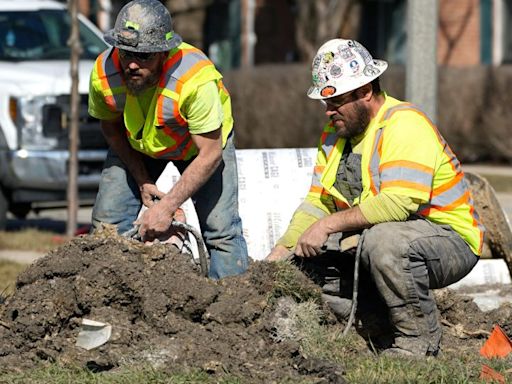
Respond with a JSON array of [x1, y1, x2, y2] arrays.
[[140, 182, 165, 208], [135, 200, 175, 242], [265, 245, 294, 262], [295, 219, 330, 258]]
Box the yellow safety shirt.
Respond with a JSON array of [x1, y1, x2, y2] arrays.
[[88, 42, 232, 161], [278, 93, 484, 255]]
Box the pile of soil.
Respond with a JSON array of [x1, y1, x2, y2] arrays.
[[0, 228, 343, 383], [1, 227, 511, 382]]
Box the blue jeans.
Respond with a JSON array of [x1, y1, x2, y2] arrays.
[[92, 136, 249, 279]]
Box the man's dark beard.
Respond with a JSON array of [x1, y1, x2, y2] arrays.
[[337, 101, 371, 138], [123, 69, 161, 96]]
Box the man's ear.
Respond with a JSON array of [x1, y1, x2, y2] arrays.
[[357, 83, 373, 101]]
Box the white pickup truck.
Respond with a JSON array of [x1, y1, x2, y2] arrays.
[[0, 0, 109, 228]]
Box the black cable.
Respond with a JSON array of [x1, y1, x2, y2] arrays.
[[342, 228, 366, 337]]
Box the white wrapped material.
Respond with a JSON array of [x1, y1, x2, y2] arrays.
[[236, 148, 317, 260]]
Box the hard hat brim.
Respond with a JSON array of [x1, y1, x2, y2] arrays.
[[307, 59, 388, 100], [103, 29, 183, 53]]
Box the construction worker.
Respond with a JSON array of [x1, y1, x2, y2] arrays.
[[266, 38, 484, 356], [88, 0, 248, 279]]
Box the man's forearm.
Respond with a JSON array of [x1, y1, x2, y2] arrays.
[[160, 150, 222, 213], [323, 206, 371, 234], [158, 129, 223, 214]]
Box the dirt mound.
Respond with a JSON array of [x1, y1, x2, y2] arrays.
[[2, 227, 512, 382], [0, 228, 347, 383]]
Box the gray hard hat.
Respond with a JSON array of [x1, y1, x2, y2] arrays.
[[104, 0, 182, 52]]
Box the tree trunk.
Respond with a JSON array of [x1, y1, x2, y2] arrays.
[[67, 0, 82, 238]]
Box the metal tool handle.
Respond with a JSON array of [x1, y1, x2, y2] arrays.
[[171, 220, 209, 277]]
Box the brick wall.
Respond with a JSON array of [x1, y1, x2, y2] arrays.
[[438, 0, 481, 67]]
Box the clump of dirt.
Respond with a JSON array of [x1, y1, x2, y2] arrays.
[[0, 227, 344, 383], [434, 285, 512, 356]]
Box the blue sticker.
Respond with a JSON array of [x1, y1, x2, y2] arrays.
[[349, 60, 360, 73]]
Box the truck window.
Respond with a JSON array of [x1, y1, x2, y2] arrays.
[[0, 10, 107, 61]]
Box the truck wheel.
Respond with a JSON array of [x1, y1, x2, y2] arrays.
[[10, 203, 31, 219], [0, 189, 8, 230]]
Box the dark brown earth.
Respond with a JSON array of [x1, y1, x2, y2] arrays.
[[0, 226, 511, 383]]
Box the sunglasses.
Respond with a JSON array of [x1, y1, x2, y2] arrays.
[[320, 90, 356, 109], [118, 49, 159, 63]]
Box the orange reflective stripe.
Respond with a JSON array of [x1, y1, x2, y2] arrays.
[[309, 185, 324, 194], [309, 185, 333, 198], [155, 132, 193, 158], [314, 165, 325, 173], [400, 107, 462, 174], [431, 172, 464, 197], [369, 129, 384, 195], [157, 48, 211, 128], [335, 199, 349, 210], [175, 60, 211, 94], [158, 48, 196, 87], [156, 90, 187, 127], [112, 48, 121, 71], [379, 160, 434, 174], [96, 51, 117, 112], [421, 190, 470, 214], [218, 79, 229, 95]]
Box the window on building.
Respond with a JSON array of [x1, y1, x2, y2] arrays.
[[358, 0, 407, 65]]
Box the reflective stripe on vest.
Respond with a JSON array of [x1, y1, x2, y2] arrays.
[[369, 104, 464, 207], [308, 128, 349, 211], [368, 103, 484, 252], [151, 46, 216, 159], [95, 47, 126, 112]]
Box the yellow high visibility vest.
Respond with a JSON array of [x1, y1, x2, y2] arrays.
[[305, 95, 484, 255], [93, 42, 233, 160]]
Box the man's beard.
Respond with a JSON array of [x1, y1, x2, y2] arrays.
[[124, 69, 160, 96], [334, 101, 371, 139]]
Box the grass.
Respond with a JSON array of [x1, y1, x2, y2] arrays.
[[0, 366, 244, 384], [0, 229, 64, 253], [0, 333, 507, 383], [0, 260, 27, 296]]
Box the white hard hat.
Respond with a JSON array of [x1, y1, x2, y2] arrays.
[[307, 38, 388, 100]]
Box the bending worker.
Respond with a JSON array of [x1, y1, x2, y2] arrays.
[[266, 38, 483, 356], [88, 0, 248, 279]]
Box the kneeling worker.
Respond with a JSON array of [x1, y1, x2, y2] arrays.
[[266, 38, 483, 356]]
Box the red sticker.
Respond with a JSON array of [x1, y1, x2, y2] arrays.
[[320, 86, 336, 97]]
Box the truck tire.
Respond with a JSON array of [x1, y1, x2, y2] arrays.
[[0, 189, 8, 230], [10, 203, 30, 219]]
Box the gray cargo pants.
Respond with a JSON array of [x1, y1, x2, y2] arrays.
[[360, 217, 479, 354]]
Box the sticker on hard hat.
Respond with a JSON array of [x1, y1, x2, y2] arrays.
[[349, 60, 360, 74], [363, 65, 379, 76], [320, 86, 336, 97], [329, 64, 343, 78], [339, 47, 355, 60]]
